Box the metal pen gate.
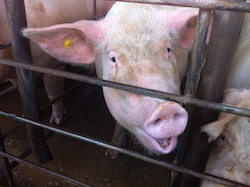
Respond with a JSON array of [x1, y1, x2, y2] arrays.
[[0, 0, 250, 186]]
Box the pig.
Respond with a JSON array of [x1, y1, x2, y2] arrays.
[[22, 2, 200, 155], [201, 13, 250, 186], [0, 0, 114, 124]]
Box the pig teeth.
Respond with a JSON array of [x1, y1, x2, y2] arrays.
[[157, 139, 170, 148]]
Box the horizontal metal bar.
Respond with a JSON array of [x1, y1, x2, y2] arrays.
[[0, 43, 11, 49], [109, 0, 250, 12], [1, 59, 250, 118], [8, 90, 100, 170], [40, 82, 82, 111], [0, 150, 93, 187], [0, 110, 248, 187]]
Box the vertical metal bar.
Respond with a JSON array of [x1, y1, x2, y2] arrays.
[[94, 0, 97, 18], [184, 10, 212, 97], [0, 131, 13, 187], [178, 5, 245, 187], [170, 9, 212, 187], [3, 0, 52, 164]]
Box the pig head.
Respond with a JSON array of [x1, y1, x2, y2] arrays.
[[22, 2, 199, 154], [201, 89, 250, 186], [201, 13, 250, 186]]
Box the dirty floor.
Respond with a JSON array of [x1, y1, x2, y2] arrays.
[[0, 67, 173, 187]]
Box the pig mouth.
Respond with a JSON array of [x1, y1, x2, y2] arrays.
[[153, 136, 178, 154], [141, 132, 178, 154], [140, 101, 187, 154], [157, 139, 170, 148]]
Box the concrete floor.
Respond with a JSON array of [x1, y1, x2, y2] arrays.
[[0, 69, 173, 187]]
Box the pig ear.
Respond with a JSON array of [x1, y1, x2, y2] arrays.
[[170, 8, 199, 49], [22, 20, 103, 64], [201, 100, 247, 142], [201, 114, 235, 142]]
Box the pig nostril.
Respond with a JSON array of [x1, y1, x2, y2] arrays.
[[154, 118, 162, 126], [152, 113, 183, 126], [173, 113, 181, 120]]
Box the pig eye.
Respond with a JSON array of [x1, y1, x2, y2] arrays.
[[111, 56, 116, 63], [109, 52, 118, 64], [167, 47, 172, 53], [219, 134, 226, 142], [217, 132, 228, 146]]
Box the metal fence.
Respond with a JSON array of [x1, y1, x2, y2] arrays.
[[1, 0, 250, 186]]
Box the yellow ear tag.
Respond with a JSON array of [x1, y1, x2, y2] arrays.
[[63, 39, 73, 49]]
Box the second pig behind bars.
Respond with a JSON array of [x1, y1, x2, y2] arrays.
[[201, 12, 250, 187]]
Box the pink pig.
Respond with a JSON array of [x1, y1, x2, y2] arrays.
[[22, 2, 199, 154], [201, 13, 250, 186], [0, 0, 114, 124]]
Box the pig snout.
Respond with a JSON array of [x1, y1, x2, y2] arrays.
[[143, 102, 188, 154]]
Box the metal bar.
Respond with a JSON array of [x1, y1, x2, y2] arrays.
[[184, 9, 212, 96], [178, 4, 245, 187], [0, 0, 250, 186], [1, 82, 80, 139], [0, 110, 249, 187], [107, 0, 250, 12], [171, 9, 212, 187], [2, 124, 22, 139], [1, 59, 250, 118], [40, 82, 82, 111], [0, 131, 13, 187], [0, 151, 93, 187], [93, 0, 97, 18], [9, 88, 101, 170], [0, 43, 11, 49], [3, 0, 52, 164]]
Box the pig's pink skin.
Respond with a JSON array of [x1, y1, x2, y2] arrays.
[[201, 13, 250, 186], [201, 89, 250, 186], [105, 92, 188, 154], [0, 0, 114, 124], [22, 2, 199, 154]]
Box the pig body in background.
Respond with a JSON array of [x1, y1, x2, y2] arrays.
[[201, 13, 250, 186], [23, 2, 199, 155], [0, 0, 114, 124]]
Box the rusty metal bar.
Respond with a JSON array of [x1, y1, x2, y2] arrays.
[[178, 6, 245, 187], [109, 0, 250, 12], [171, 9, 212, 186], [1, 59, 250, 118], [3, 0, 52, 164], [0, 110, 249, 187], [184, 9, 212, 96], [1, 0, 249, 186]]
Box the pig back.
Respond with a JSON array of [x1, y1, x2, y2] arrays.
[[226, 13, 250, 89]]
